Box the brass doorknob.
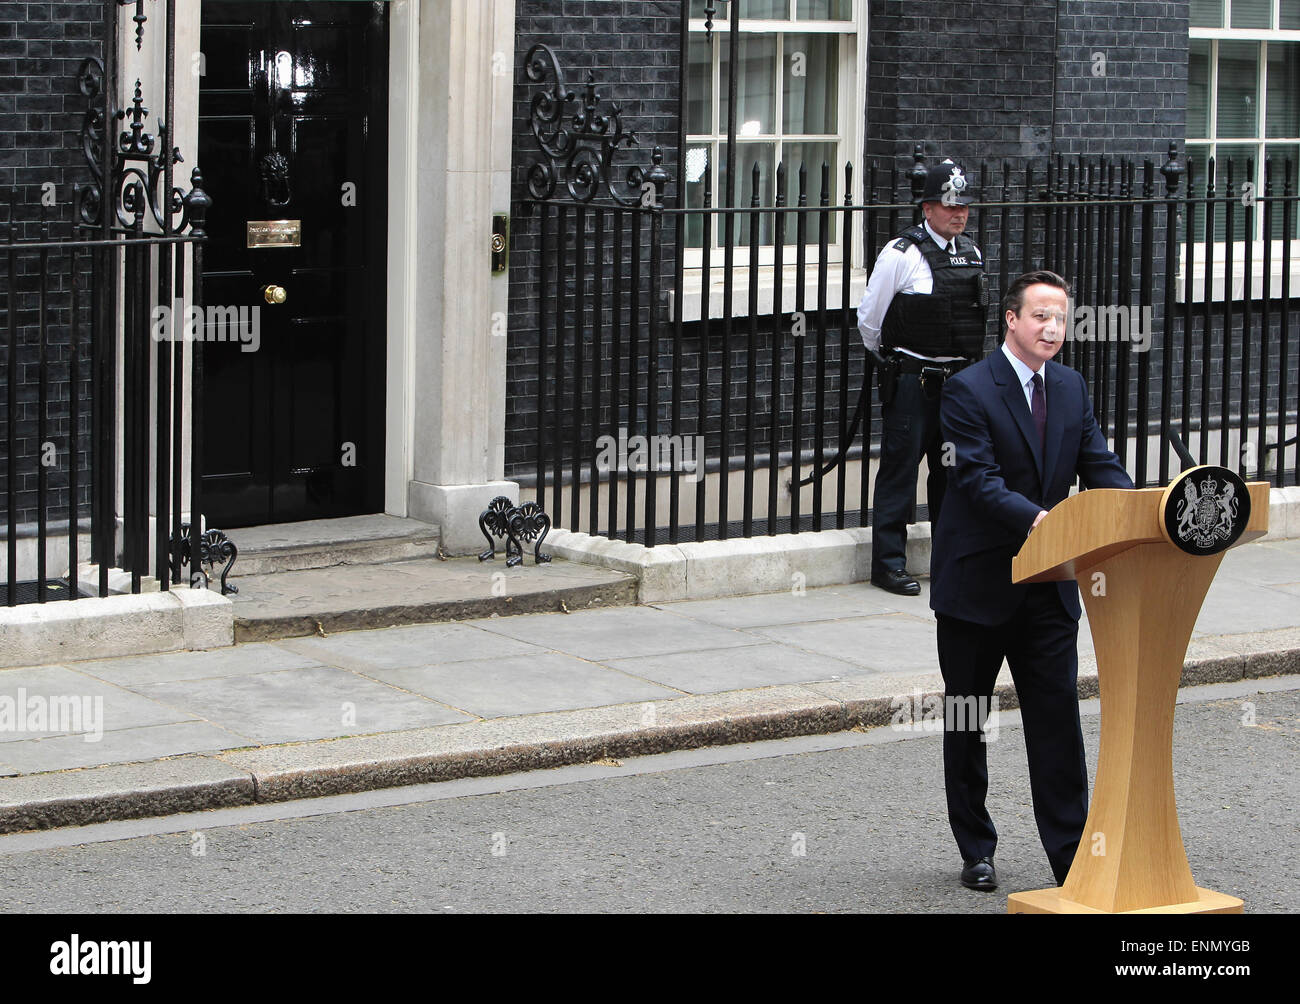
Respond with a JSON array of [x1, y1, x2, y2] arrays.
[[261, 284, 287, 305]]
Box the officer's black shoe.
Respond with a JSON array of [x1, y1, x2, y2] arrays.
[[871, 569, 921, 596], [960, 856, 997, 891]]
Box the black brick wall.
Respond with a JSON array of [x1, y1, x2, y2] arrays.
[[863, 1, 1190, 174], [1052, 0, 1189, 161], [865, 0, 1059, 171], [0, 2, 104, 209], [0, 1, 104, 527]]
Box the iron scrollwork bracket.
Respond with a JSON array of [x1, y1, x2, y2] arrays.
[[76, 53, 196, 233], [523, 43, 668, 207], [80, 1, 192, 231], [77, 57, 107, 226], [171, 523, 239, 596], [114, 78, 188, 232], [478, 497, 552, 568]]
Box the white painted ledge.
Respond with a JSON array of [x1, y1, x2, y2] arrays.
[[0, 587, 233, 670], [1276, 485, 1300, 539], [546, 522, 931, 603], [546, 487, 1299, 603]]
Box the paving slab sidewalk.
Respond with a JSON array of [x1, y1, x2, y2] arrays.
[[0, 538, 1296, 832]]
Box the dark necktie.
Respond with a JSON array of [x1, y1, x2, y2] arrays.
[[1031, 373, 1046, 448]]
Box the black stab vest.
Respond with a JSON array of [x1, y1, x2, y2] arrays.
[[880, 225, 987, 358]]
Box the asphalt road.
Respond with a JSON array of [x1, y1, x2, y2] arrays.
[[0, 681, 1295, 914]]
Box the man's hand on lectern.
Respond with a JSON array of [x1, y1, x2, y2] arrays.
[[1029, 510, 1048, 534]]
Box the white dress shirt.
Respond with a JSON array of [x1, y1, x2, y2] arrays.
[[1000, 341, 1046, 412], [1002, 341, 1051, 529], [856, 220, 973, 363]]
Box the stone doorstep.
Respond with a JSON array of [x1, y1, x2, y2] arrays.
[[223, 515, 444, 576], [231, 574, 640, 643], [1, 650, 1294, 835], [61, 516, 443, 592], [548, 485, 1300, 603], [0, 564, 640, 676], [1, 511, 639, 659]]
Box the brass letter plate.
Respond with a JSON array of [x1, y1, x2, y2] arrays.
[[247, 220, 302, 248]]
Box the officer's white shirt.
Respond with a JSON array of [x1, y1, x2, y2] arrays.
[[856, 219, 974, 363]]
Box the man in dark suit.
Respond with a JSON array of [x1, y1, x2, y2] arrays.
[[929, 269, 1134, 892]]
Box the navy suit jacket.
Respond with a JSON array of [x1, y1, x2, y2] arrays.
[[929, 347, 1134, 625]]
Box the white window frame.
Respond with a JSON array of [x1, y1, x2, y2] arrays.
[[676, 1, 866, 321], [676, 0, 868, 321], [1183, 0, 1300, 303]]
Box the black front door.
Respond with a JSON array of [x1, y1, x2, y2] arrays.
[[198, 1, 387, 528]]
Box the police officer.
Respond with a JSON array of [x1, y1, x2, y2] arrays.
[[857, 159, 988, 596]]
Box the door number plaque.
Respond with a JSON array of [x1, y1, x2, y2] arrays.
[[247, 220, 302, 248]]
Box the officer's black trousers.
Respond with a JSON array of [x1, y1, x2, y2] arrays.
[[935, 583, 1090, 886], [871, 371, 946, 576]]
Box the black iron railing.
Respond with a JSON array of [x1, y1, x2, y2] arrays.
[[512, 2, 1298, 548], [1, 0, 214, 604], [518, 145, 1298, 547], [0, 201, 208, 604]]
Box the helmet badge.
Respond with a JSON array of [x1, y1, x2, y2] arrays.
[[940, 167, 968, 207]]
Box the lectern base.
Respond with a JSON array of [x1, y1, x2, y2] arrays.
[[1008, 887, 1244, 914]]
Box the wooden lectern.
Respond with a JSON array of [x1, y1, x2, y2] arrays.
[[1005, 466, 1269, 915]]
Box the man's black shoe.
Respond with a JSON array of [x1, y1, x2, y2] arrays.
[[871, 569, 921, 596], [960, 856, 997, 891]]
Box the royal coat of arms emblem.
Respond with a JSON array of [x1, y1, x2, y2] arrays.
[[1174, 475, 1237, 548], [1163, 466, 1250, 555]]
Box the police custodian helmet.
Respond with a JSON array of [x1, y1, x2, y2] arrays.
[[918, 159, 976, 206]]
